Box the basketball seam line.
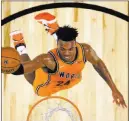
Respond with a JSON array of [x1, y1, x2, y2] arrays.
[[2, 56, 20, 62], [2, 64, 20, 68]]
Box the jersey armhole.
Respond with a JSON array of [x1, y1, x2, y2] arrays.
[[79, 44, 87, 63], [47, 51, 59, 74]]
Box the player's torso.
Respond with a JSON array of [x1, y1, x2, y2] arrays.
[[33, 43, 86, 96]]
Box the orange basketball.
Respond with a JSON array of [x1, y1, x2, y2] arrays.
[[2, 47, 21, 74]]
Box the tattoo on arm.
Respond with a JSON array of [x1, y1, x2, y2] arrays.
[[93, 60, 113, 84], [82, 43, 117, 91], [93, 60, 118, 92]]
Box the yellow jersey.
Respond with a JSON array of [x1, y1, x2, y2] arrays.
[[33, 43, 86, 96]]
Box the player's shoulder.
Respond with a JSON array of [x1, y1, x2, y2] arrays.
[[45, 47, 58, 62], [45, 53, 55, 61], [48, 47, 57, 53], [79, 43, 92, 53], [39, 53, 56, 71], [38, 53, 55, 63]]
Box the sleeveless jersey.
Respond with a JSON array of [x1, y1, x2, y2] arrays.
[[33, 43, 86, 96]]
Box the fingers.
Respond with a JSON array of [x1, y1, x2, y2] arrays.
[[119, 97, 127, 108], [113, 97, 127, 108], [114, 99, 120, 106], [112, 91, 127, 108], [118, 95, 127, 108]]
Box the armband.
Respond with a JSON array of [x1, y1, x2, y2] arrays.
[[12, 64, 24, 75]]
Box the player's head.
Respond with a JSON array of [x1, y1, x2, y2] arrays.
[[56, 25, 78, 62]]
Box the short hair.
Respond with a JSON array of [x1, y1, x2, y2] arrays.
[[56, 25, 78, 41]]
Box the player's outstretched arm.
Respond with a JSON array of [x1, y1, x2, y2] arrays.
[[13, 53, 56, 75], [81, 43, 127, 108]]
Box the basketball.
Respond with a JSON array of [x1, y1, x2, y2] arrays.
[[2, 47, 21, 74]]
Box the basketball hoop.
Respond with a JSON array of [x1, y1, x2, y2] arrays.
[[27, 96, 83, 121]]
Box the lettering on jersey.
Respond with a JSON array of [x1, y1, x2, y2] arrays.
[[64, 80, 70, 85], [59, 72, 65, 77], [66, 73, 70, 78], [56, 80, 70, 86], [56, 81, 64, 86], [59, 72, 81, 79], [71, 74, 75, 79]]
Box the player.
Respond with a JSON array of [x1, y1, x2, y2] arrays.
[[9, 12, 126, 108]]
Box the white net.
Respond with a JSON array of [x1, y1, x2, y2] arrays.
[[27, 96, 82, 121], [44, 106, 76, 121]]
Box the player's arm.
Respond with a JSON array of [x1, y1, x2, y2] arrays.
[[13, 53, 56, 74], [81, 43, 127, 108]]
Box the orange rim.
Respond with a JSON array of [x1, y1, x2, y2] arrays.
[[27, 96, 83, 121]]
